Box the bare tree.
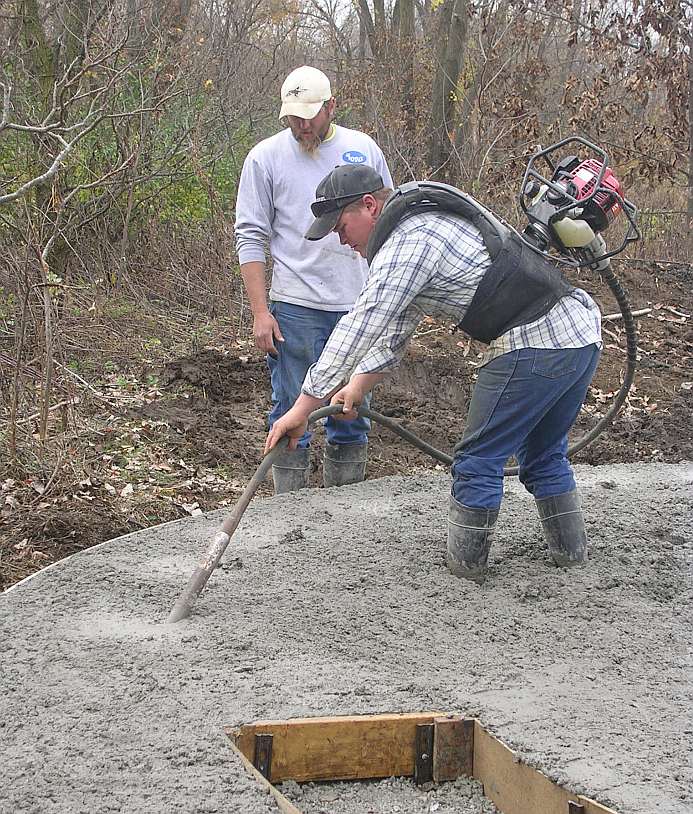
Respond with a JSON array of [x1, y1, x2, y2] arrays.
[[428, 0, 468, 180], [0, 0, 198, 450]]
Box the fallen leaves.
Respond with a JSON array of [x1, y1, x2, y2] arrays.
[[652, 303, 690, 324], [584, 384, 660, 417]]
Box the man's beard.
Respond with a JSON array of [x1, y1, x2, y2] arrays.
[[298, 134, 322, 155], [292, 120, 331, 155]]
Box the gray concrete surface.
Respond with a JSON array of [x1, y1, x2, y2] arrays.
[[1, 462, 691, 814], [278, 775, 498, 812]]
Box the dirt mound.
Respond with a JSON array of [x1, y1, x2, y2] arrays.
[[141, 317, 691, 485]]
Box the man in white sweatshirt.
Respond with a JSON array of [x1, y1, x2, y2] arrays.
[[234, 65, 393, 493]]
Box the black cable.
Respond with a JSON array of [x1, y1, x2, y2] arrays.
[[308, 404, 454, 466]]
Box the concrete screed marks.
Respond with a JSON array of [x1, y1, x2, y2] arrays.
[[1, 462, 691, 814]]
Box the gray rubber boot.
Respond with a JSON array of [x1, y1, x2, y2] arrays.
[[446, 496, 499, 584], [323, 442, 368, 488], [535, 489, 588, 567], [272, 447, 311, 494]]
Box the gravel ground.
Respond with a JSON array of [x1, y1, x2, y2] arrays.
[[278, 775, 499, 813], [1, 462, 691, 814]]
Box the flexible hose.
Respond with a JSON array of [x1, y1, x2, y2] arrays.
[[308, 404, 453, 464]]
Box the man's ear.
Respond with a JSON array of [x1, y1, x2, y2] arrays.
[[363, 194, 379, 219]]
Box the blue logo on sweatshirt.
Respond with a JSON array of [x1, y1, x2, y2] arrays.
[[342, 150, 367, 164]]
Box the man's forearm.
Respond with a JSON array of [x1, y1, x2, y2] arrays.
[[240, 261, 270, 316], [296, 392, 326, 412], [349, 372, 385, 393]]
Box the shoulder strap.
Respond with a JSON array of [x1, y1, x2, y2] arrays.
[[366, 181, 510, 264]]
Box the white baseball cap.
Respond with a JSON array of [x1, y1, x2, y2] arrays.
[[279, 66, 332, 120]]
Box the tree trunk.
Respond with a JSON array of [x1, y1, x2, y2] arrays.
[[20, 0, 55, 214], [397, 0, 416, 136], [359, 10, 367, 61], [57, 0, 90, 79], [547, 0, 582, 129], [454, 67, 482, 179], [688, 37, 693, 257], [356, 0, 379, 60], [372, 0, 386, 42], [428, 0, 468, 180], [19, 0, 54, 104]]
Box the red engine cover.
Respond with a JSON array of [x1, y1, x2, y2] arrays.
[[570, 159, 623, 226]]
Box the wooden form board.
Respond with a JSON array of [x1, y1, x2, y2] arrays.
[[227, 711, 446, 783], [472, 722, 618, 814], [227, 712, 619, 814]]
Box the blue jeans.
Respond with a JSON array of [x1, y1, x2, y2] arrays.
[[267, 301, 371, 448], [452, 345, 600, 509]]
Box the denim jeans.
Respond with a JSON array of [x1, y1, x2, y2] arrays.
[[452, 344, 600, 509], [267, 301, 371, 448]]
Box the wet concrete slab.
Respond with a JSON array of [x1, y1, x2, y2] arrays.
[[2, 463, 691, 813]]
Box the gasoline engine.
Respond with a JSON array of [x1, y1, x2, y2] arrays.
[[519, 137, 640, 271]]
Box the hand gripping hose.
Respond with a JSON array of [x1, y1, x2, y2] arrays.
[[168, 266, 637, 622]]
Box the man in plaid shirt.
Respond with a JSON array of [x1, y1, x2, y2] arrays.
[[265, 165, 602, 584]]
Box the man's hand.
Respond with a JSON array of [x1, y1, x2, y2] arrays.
[[330, 372, 385, 420], [239, 262, 284, 355], [330, 382, 366, 422], [253, 311, 284, 356], [264, 393, 323, 454]]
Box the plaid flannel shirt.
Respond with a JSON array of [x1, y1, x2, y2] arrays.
[[302, 211, 602, 399]]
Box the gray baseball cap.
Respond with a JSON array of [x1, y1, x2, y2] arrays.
[[305, 164, 384, 240]]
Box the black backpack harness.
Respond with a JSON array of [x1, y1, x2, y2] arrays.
[[365, 181, 574, 344]]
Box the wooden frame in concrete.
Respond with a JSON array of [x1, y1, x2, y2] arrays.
[[225, 712, 619, 814]]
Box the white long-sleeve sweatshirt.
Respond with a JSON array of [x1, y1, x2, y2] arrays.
[[234, 125, 393, 312]]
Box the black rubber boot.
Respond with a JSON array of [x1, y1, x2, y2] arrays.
[[323, 442, 368, 488], [272, 448, 311, 494], [446, 496, 499, 584], [535, 489, 588, 567]]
